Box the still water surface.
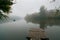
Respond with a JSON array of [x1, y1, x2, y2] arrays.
[[0, 19, 60, 40]]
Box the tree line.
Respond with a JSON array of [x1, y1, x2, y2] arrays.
[[25, 6, 60, 22]]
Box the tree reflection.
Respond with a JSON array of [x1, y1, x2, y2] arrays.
[[39, 20, 47, 29], [25, 5, 60, 40], [25, 6, 60, 28], [26, 19, 49, 40]]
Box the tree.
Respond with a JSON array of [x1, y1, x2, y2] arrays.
[[39, 6, 47, 18], [0, 0, 13, 19]]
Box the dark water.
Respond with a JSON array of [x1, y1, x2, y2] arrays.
[[0, 19, 60, 40]]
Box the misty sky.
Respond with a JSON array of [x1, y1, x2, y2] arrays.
[[10, 0, 60, 17]]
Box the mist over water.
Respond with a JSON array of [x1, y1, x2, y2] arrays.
[[0, 19, 60, 40], [0, 0, 60, 40], [0, 19, 39, 40]]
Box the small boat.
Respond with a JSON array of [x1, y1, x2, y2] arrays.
[[13, 19, 16, 21]]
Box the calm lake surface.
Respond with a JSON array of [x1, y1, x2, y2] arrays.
[[0, 19, 60, 40]]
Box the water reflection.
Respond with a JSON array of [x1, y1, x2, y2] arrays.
[[25, 19, 60, 27], [25, 19, 60, 40], [0, 19, 60, 40]]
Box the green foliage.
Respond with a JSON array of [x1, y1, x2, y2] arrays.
[[0, 0, 13, 19], [0, 0, 13, 13]]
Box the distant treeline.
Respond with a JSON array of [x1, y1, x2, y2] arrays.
[[25, 6, 60, 22]]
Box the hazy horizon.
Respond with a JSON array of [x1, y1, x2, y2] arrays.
[[10, 0, 60, 17]]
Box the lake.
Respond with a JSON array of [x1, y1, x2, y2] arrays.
[[0, 19, 60, 40]]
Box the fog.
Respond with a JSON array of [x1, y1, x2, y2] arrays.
[[10, 0, 60, 17]]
